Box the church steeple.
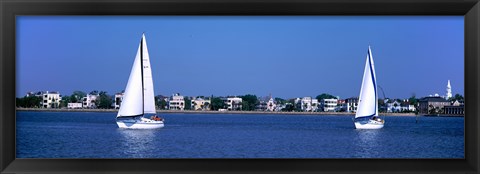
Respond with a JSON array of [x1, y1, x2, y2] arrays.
[[446, 80, 452, 100]]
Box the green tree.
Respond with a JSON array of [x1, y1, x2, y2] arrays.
[[315, 93, 337, 101], [282, 103, 295, 112], [89, 90, 99, 95], [211, 97, 226, 110], [274, 97, 286, 105], [71, 91, 86, 103], [184, 96, 192, 110], [449, 94, 464, 102], [97, 91, 113, 109], [204, 102, 210, 110], [60, 96, 71, 108], [158, 100, 167, 110], [242, 101, 250, 111], [16, 96, 42, 108], [240, 94, 258, 111], [408, 95, 418, 106]]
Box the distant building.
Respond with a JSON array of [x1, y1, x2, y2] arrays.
[[418, 96, 450, 114], [299, 97, 318, 112], [336, 99, 346, 112], [294, 98, 302, 110], [191, 97, 211, 111], [321, 98, 338, 112], [386, 100, 402, 113], [67, 103, 83, 109], [82, 94, 98, 109], [345, 97, 358, 113], [266, 95, 276, 112], [444, 100, 464, 115], [256, 97, 268, 111], [169, 93, 185, 110], [400, 101, 416, 112], [114, 93, 124, 109], [39, 91, 61, 108], [226, 97, 242, 111], [446, 80, 452, 100]]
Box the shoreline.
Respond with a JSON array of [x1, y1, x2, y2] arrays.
[[15, 108, 423, 116]]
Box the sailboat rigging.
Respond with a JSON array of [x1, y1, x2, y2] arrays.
[[354, 46, 384, 129], [116, 34, 164, 129]]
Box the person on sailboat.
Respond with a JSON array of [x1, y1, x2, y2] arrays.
[[151, 115, 163, 121], [371, 116, 383, 123]]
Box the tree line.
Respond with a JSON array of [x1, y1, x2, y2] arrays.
[[16, 90, 464, 112]]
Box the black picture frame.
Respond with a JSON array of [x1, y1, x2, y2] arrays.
[[1, 0, 478, 173]]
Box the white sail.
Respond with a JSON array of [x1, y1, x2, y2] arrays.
[[117, 34, 157, 117], [355, 46, 378, 119], [117, 41, 144, 117], [141, 34, 156, 114]]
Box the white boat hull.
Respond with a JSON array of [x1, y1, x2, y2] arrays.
[[116, 118, 164, 129], [354, 119, 384, 129]]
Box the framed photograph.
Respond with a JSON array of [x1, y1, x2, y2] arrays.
[[1, 0, 479, 173]]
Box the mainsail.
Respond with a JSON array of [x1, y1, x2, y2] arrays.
[[117, 34, 156, 117], [355, 46, 378, 119]]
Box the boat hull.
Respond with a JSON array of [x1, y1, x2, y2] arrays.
[[116, 119, 164, 129], [354, 120, 384, 129]]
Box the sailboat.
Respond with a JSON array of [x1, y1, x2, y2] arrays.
[[116, 34, 164, 129], [354, 46, 384, 129]]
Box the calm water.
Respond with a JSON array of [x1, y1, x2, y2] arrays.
[[16, 111, 464, 158]]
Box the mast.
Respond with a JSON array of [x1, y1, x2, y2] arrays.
[[355, 46, 377, 119], [141, 34, 145, 116]]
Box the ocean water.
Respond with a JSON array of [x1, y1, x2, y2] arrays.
[[16, 111, 464, 158]]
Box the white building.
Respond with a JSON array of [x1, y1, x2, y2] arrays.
[[169, 93, 185, 110], [191, 97, 211, 111], [386, 100, 402, 112], [446, 80, 452, 100], [67, 103, 83, 109], [300, 97, 318, 112], [39, 91, 62, 108], [345, 98, 358, 113], [226, 97, 242, 111], [82, 94, 98, 109], [114, 93, 124, 109], [400, 103, 416, 112], [266, 96, 276, 111], [321, 98, 338, 112]]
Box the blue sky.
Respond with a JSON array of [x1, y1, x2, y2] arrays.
[[17, 16, 464, 99]]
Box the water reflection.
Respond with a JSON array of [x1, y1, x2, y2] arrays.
[[117, 129, 158, 158], [353, 129, 382, 158]]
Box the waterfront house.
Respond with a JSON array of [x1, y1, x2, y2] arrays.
[[321, 98, 338, 112], [82, 94, 98, 109], [169, 93, 185, 110], [386, 100, 402, 112], [299, 97, 318, 112], [39, 91, 61, 108], [256, 96, 268, 111], [226, 97, 242, 111], [345, 97, 358, 113], [191, 97, 211, 111], [400, 101, 416, 112], [418, 96, 450, 114]]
